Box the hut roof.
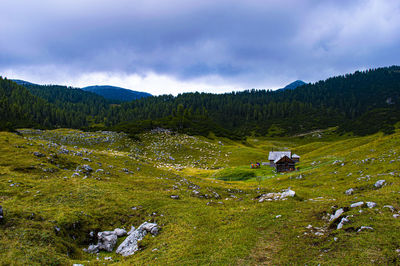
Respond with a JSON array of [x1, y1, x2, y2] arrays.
[[274, 155, 295, 164], [268, 151, 291, 161]]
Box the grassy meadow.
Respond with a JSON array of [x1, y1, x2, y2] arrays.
[[0, 128, 400, 265]]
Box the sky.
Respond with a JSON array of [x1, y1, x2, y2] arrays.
[[1, 0, 400, 95]]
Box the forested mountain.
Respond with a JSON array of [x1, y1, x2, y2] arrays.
[[0, 78, 87, 130], [20, 83, 110, 122], [81, 85, 152, 102], [1, 66, 400, 138]]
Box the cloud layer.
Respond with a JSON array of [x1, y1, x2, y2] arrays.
[[1, 0, 400, 94]]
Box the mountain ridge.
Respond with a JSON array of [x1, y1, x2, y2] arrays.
[[81, 85, 152, 102]]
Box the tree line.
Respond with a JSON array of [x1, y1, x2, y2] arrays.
[[1, 66, 400, 138]]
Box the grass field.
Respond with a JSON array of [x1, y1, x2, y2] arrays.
[[0, 128, 400, 265]]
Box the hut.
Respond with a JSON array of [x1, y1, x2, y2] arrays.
[[268, 151, 300, 172], [274, 155, 296, 172], [268, 151, 291, 167]]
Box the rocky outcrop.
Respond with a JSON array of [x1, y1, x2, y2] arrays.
[[84, 228, 127, 253], [258, 188, 296, 202], [116, 222, 159, 256]]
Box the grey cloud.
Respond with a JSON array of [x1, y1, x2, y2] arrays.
[[1, 0, 400, 88]]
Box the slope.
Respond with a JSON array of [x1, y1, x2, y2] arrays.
[[0, 127, 399, 264]]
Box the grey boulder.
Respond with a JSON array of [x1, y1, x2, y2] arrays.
[[116, 222, 159, 256], [374, 180, 386, 188]]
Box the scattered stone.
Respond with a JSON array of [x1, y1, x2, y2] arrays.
[[258, 188, 296, 202], [116, 222, 159, 256], [374, 180, 386, 188], [337, 216, 349, 230], [33, 151, 45, 157], [350, 202, 364, 208], [104, 257, 113, 261], [393, 214, 400, 218], [329, 208, 344, 222], [383, 205, 395, 212], [73, 264, 84, 266], [357, 226, 373, 232], [366, 202, 377, 208], [334, 237, 338, 241], [345, 188, 354, 195], [170, 195, 179, 199], [275, 215, 282, 218], [79, 165, 93, 174]]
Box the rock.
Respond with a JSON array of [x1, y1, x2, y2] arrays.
[[79, 165, 93, 173], [383, 205, 395, 212], [280, 188, 296, 199], [116, 222, 159, 256], [357, 226, 373, 232], [0, 206, 3, 221], [394, 214, 400, 218], [84, 244, 99, 254], [275, 215, 282, 218], [366, 202, 377, 208], [329, 208, 344, 222], [33, 151, 45, 157], [350, 201, 364, 208], [374, 180, 386, 188], [337, 216, 349, 230], [97, 231, 118, 252], [345, 188, 354, 195], [84, 230, 118, 253], [73, 264, 84, 266], [113, 228, 127, 237], [170, 195, 179, 199]]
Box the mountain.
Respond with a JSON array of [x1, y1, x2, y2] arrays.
[[11, 79, 39, 86], [280, 80, 306, 90], [81, 85, 152, 102]]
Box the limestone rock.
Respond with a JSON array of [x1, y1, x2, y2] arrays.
[[337, 216, 349, 230], [350, 201, 364, 208], [374, 180, 386, 188], [345, 188, 354, 195], [366, 202, 377, 208], [33, 151, 45, 157], [357, 226, 373, 232], [329, 208, 344, 222], [116, 222, 159, 256], [97, 231, 118, 252], [113, 228, 127, 237]]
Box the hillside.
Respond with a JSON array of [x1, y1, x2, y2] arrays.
[[0, 128, 399, 264], [81, 85, 152, 102]]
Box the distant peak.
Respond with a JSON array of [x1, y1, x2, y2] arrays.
[[280, 80, 306, 90]]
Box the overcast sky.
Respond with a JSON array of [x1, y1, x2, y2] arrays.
[[1, 0, 400, 95]]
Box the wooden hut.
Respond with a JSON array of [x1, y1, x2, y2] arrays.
[[274, 155, 296, 172]]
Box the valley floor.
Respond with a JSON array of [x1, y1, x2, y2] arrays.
[[0, 128, 400, 265]]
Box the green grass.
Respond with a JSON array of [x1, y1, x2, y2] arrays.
[[0, 128, 400, 265]]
